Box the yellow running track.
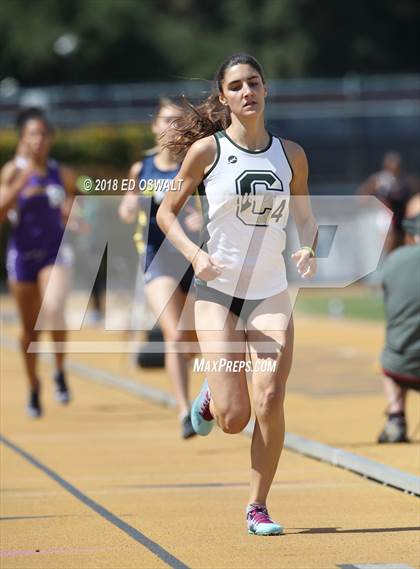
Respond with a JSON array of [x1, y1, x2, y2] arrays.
[[1, 302, 419, 569]]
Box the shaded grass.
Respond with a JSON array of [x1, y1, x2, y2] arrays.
[[295, 289, 384, 321]]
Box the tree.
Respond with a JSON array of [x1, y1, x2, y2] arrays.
[[0, 0, 418, 85]]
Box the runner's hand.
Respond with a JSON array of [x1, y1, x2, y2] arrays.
[[12, 157, 36, 192], [192, 250, 224, 281], [119, 194, 139, 224], [291, 248, 317, 279]]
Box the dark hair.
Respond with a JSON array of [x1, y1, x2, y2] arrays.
[[215, 53, 265, 92], [153, 97, 181, 121], [16, 107, 52, 136], [167, 53, 265, 160]]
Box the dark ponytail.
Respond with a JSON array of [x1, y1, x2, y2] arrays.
[[166, 53, 265, 161]]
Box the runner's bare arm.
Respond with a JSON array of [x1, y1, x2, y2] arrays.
[[284, 140, 318, 252], [0, 161, 32, 223], [357, 174, 377, 196], [60, 165, 78, 196], [157, 137, 216, 263], [59, 165, 79, 224], [119, 161, 142, 224]]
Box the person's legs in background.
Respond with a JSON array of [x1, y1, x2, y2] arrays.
[[38, 263, 72, 404], [8, 280, 42, 416], [145, 276, 196, 438], [378, 375, 408, 443]]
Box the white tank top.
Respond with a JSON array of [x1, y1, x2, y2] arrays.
[[197, 130, 292, 299]]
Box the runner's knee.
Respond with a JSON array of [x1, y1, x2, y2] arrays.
[[164, 329, 190, 351], [253, 383, 285, 419], [218, 405, 251, 434], [21, 329, 38, 350], [40, 301, 65, 326]]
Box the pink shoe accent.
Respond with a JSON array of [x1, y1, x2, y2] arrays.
[[200, 387, 213, 421], [247, 505, 274, 526]]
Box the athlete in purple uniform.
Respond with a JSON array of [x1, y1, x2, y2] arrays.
[[0, 107, 77, 417]]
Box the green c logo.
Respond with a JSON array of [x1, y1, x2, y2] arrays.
[[235, 170, 284, 226]]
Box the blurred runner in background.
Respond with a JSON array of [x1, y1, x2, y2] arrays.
[[119, 98, 200, 439], [357, 151, 419, 253], [0, 107, 78, 417]]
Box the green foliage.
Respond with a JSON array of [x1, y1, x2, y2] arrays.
[[0, 124, 154, 168], [0, 0, 419, 84], [0, 130, 17, 167]]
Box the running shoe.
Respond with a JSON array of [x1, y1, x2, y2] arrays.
[[377, 413, 408, 443], [181, 413, 196, 439], [246, 504, 283, 536], [190, 379, 214, 436], [27, 388, 42, 418], [54, 371, 71, 404]]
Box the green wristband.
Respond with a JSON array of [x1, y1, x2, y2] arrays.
[[301, 246, 315, 257]]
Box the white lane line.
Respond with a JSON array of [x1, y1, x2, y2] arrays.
[[68, 360, 420, 497], [0, 434, 191, 569], [338, 564, 415, 569], [2, 335, 419, 497]]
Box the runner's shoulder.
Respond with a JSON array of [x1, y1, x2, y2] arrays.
[[186, 135, 218, 171], [280, 138, 307, 172]]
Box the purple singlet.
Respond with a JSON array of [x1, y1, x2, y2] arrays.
[[6, 159, 72, 282]]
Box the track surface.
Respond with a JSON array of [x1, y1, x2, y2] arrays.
[[1, 302, 419, 569]]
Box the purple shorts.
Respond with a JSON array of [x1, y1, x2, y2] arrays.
[[6, 244, 73, 283]]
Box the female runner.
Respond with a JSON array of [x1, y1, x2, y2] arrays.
[[0, 107, 77, 417], [157, 54, 317, 534], [119, 98, 200, 439]]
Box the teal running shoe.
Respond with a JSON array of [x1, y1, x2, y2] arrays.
[[190, 379, 214, 436], [246, 504, 283, 536]]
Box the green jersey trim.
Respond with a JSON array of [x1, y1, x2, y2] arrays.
[[278, 137, 294, 181], [194, 181, 210, 288], [221, 130, 273, 154], [202, 132, 222, 180]]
